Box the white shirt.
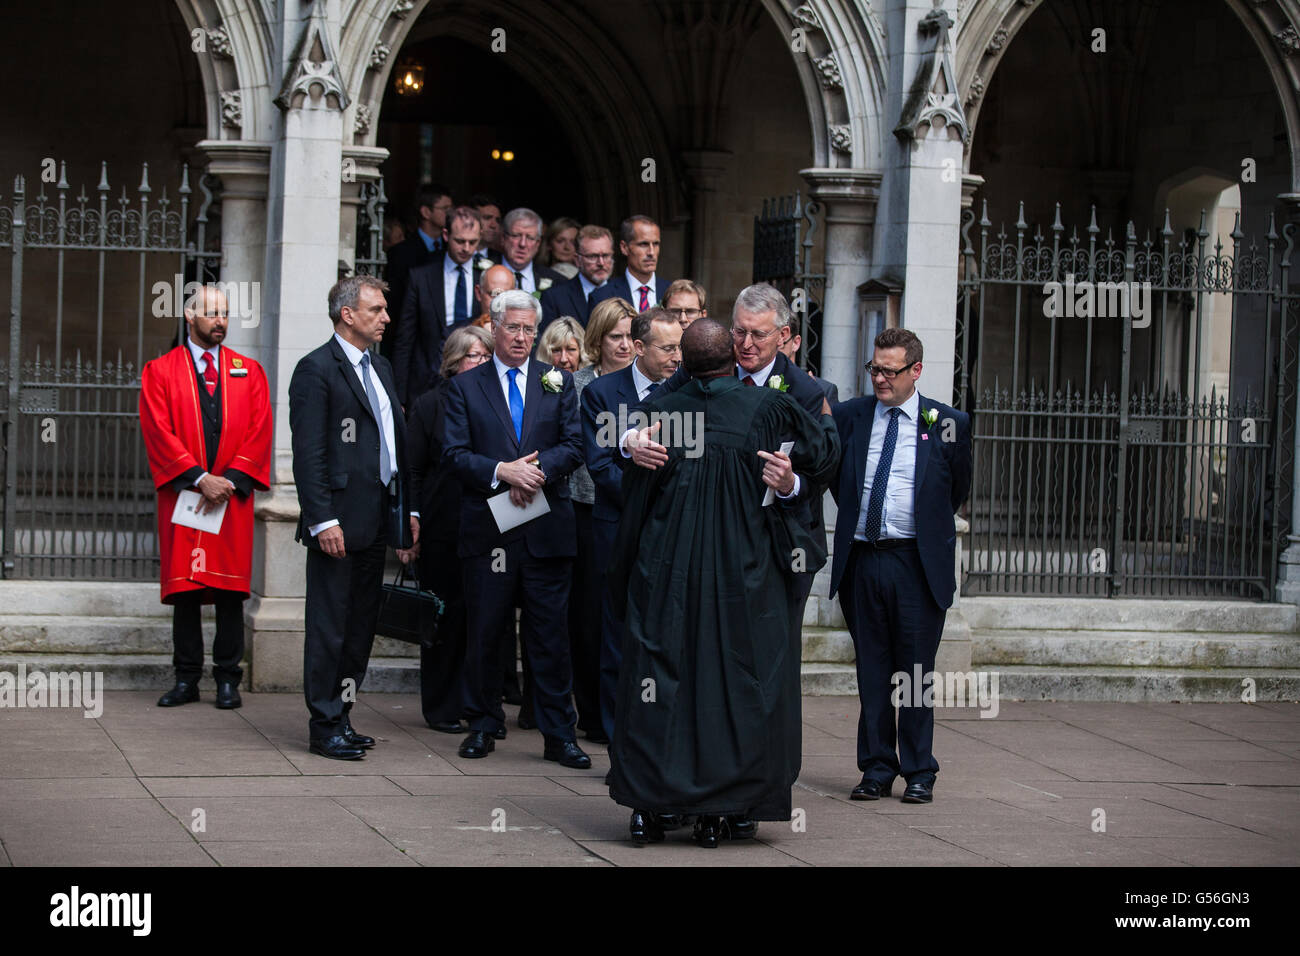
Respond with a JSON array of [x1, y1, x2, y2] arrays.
[[631, 360, 658, 401], [442, 256, 474, 325], [490, 355, 530, 488], [625, 270, 657, 308], [736, 357, 778, 388], [506, 260, 538, 293], [854, 389, 920, 540], [185, 337, 220, 485], [308, 333, 400, 538]]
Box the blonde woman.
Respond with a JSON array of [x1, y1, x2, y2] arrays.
[[540, 216, 581, 279], [536, 316, 585, 373]]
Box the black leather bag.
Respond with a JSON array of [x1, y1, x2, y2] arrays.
[[376, 564, 444, 649]]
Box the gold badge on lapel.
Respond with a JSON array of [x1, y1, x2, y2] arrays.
[[232, 358, 243, 368], [231, 356, 249, 377]]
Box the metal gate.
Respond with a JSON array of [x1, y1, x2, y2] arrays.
[[752, 191, 825, 374], [957, 199, 1298, 599], [0, 161, 219, 579]]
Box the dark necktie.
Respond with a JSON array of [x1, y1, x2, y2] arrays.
[[863, 407, 901, 542], [360, 352, 393, 484], [201, 352, 217, 396], [507, 368, 524, 442], [514, 270, 526, 292], [742, 375, 756, 386], [453, 265, 468, 325], [644, 381, 659, 400], [638, 285, 650, 311]]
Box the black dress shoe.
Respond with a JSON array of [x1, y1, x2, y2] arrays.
[[458, 731, 495, 758], [310, 735, 365, 760], [543, 740, 591, 769], [693, 816, 722, 848], [493, 726, 507, 740], [215, 681, 241, 710], [902, 780, 934, 804], [502, 688, 524, 706], [157, 681, 199, 707], [428, 720, 466, 735], [656, 813, 685, 831], [341, 719, 375, 749], [584, 730, 610, 744], [724, 814, 758, 840], [850, 777, 892, 801], [629, 810, 665, 845], [517, 715, 537, 730]]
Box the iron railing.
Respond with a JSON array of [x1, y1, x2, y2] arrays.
[[753, 191, 824, 374]]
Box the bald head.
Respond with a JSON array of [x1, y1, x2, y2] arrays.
[[682, 318, 733, 378], [476, 263, 516, 314]]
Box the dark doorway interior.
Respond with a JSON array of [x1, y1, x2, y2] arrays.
[[377, 36, 587, 229]]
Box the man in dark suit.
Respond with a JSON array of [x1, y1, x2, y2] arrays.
[[588, 215, 672, 313], [829, 328, 972, 805], [500, 207, 563, 296], [781, 321, 840, 405], [441, 289, 591, 769], [382, 183, 453, 359], [469, 193, 504, 260], [581, 306, 683, 743], [393, 206, 484, 407], [538, 224, 615, 333], [289, 276, 417, 760]]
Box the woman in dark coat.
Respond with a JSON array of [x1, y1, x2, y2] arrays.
[[405, 325, 494, 733]]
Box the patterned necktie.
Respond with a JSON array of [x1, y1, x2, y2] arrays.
[[507, 367, 524, 442], [514, 270, 526, 292], [863, 407, 901, 542], [359, 352, 394, 484], [638, 285, 650, 311], [201, 352, 217, 396], [742, 375, 756, 386], [453, 264, 468, 325]]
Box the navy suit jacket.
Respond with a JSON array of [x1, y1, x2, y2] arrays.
[[829, 393, 972, 609], [539, 274, 601, 334], [588, 274, 673, 311], [580, 363, 640, 524], [441, 358, 583, 559], [393, 252, 486, 407]]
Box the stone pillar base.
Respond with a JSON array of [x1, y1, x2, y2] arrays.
[[244, 595, 305, 692], [1275, 537, 1300, 605]]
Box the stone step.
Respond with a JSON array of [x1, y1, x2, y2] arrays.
[[0, 653, 175, 691], [973, 630, 1300, 669], [0, 581, 166, 618], [801, 627, 854, 663], [799, 663, 858, 696], [0, 615, 176, 654], [962, 597, 1297, 633], [992, 665, 1300, 702]]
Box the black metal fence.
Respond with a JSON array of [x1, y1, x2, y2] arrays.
[[752, 191, 824, 374], [958, 199, 1297, 599]]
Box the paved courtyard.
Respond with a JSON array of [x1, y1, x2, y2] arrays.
[[1, 693, 1297, 867]]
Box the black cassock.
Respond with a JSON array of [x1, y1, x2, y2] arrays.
[[607, 375, 841, 820]]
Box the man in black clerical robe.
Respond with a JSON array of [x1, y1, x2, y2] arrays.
[[606, 319, 840, 847]]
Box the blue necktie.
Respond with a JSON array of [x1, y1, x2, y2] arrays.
[[359, 352, 393, 484], [507, 367, 524, 442], [453, 265, 468, 325], [863, 407, 901, 542]]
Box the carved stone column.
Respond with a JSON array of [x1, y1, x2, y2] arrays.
[[1275, 192, 1300, 605], [245, 0, 350, 691], [799, 169, 881, 399]]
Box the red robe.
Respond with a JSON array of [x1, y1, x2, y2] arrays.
[[139, 345, 273, 603]]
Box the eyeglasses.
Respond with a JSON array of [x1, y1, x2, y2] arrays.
[[498, 323, 537, 338], [866, 362, 916, 379], [577, 251, 613, 261], [650, 342, 681, 355], [504, 231, 540, 244], [731, 326, 778, 343]]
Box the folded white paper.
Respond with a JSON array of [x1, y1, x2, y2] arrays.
[[171, 490, 227, 533], [488, 487, 551, 533], [761, 441, 796, 507]]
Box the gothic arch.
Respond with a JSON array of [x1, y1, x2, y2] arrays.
[[171, 0, 276, 142]]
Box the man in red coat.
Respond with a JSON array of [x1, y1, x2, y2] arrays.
[[139, 285, 273, 709]]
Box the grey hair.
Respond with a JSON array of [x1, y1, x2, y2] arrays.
[[502, 207, 543, 238], [329, 275, 388, 323], [732, 282, 793, 330], [490, 288, 543, 325]]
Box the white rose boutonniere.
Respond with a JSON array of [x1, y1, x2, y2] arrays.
[[542, 368, 564, 393], [767, 374, 790, 393], [538, 278, 553, 291], [475, 257, 491, 270], [922, 407, 939, 427]]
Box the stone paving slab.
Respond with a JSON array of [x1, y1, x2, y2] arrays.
[[0, 693, 1296, 866]]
